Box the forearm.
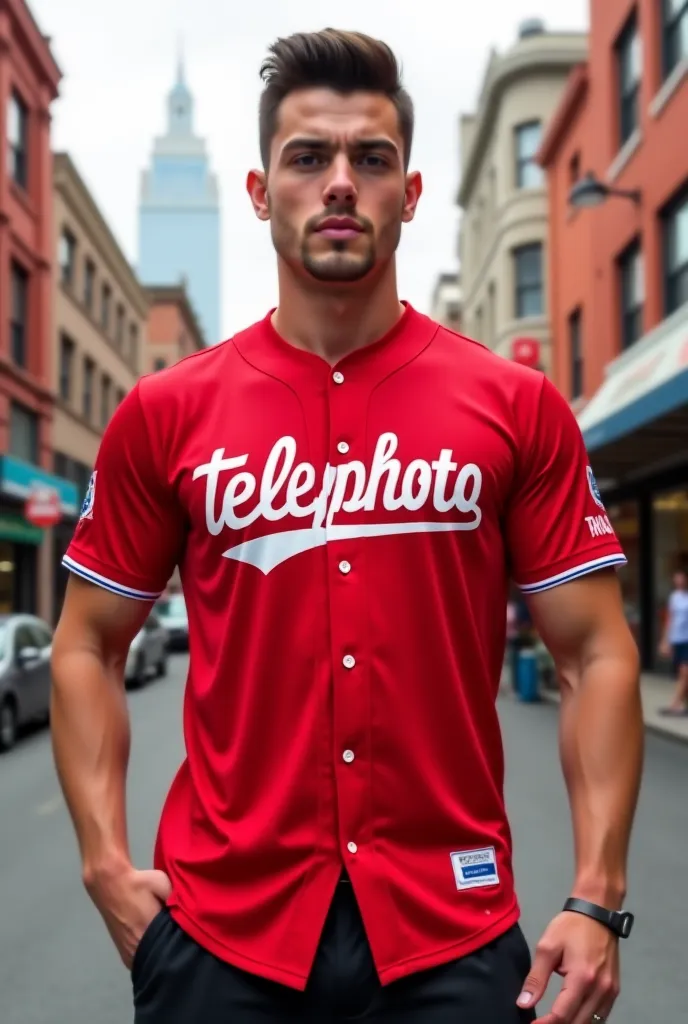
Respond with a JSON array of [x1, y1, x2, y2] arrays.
[[559, 651, 643, 908], [51, 649, 132, 881]]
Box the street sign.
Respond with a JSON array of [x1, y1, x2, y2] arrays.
[[24, 485, 62, 529]]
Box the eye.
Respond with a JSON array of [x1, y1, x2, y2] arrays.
[[357, 154, 389, 169], [292, 153, 325, 168]]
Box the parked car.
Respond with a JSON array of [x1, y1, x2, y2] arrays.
[[154, 593, 188, 651], [125, 611, 169, 689], [0, 614, 53, 752]]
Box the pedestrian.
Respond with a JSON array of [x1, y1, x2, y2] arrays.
[[50, 28, 644, 1024], [658, 566, 688, 715]]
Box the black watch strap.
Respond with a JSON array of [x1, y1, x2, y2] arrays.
[[563, 897, 634, 938]]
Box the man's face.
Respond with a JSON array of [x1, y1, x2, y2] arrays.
[[248, 88, 421, 284]]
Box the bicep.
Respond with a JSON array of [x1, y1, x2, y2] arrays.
[[525, 569, 638, 675], [53, 575, 152, 665]]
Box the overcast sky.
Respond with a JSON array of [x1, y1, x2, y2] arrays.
[[31, 0, 588, 341]]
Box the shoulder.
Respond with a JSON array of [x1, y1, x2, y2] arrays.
[[429, 320, 546, 401]]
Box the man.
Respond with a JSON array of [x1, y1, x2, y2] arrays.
[[51, 28, 643, 1024]]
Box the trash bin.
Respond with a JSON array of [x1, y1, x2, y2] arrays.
[[516, 649, 540, 703]]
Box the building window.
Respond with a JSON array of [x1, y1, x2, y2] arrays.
[[569, 152, 581, 185], [59, 334, 75, 402], [514, 122, 544, 189], [116, 304, 125, 348], [101, 374, 111, 428], [130, 324, 139, 370], [7, 90, 28, 189], [9, 402, 39, 464], [83, 358, 94, 420], [10, 261, 28, 368], [569, 308, 583, 400], [663, 184, 688, 315], [513, 243, 543, 318], [59, 230, 77, 289], [84, 259, 95, 312], [616, 12, 641, 147], [116, 388, 125, 407], [154, 357, 167, 372], [101, 284, 111, 332], [619, 240, 644, 349], [663, 0, 688, 78]]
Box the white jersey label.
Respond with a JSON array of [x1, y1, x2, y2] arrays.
[[192, 432, 484, 574], [450, 846, 499, 890]]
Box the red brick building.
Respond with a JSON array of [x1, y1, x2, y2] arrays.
[[538, 0, 688, 669], [0, 1, 77, 618]]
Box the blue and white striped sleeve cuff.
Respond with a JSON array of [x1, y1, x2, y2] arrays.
[[62, 555, 163, 601], [516, 553, 628, 595]]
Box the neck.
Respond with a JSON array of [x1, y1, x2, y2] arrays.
[[272, 260, 405, 364]]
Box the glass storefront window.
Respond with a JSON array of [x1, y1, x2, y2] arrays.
[[0, 541, 15, 615], [652, 488, 688, 667], [607, 501, 641, 646]]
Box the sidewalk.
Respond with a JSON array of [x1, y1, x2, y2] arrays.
[[537, 672, 688, 745]]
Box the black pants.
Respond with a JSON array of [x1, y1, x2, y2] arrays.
[[133, 878, 536, 1023]]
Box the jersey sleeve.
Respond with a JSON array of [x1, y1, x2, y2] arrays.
[[505, 376, 627, 594], [62, 382, 185, 601]]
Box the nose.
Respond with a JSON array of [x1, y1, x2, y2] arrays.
[[322, 155, 358, 208]]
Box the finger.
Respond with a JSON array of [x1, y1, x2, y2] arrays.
[[536, 972, 591, 1024], [139, 869, 172, 902], [573, 976, 620, 1024], [517, 947, 560, 1011]]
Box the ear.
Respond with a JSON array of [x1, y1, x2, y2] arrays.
[[401, 170, 423, 224], [246, 169, 270, 221]]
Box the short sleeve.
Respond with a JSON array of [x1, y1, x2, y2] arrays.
[[506, 376, 627, 594], [63, 383, 186, 600]]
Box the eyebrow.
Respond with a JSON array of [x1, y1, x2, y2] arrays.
[[281, 137, 399, 155]]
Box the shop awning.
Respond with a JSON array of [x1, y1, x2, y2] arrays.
[[0, 455, 79, 517], [578, 303, 688, 482]]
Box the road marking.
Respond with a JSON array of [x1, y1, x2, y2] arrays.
[[35, 794, 62, 815]]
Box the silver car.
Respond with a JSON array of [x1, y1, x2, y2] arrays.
[[0, 614, 53, 752], [125, 610, 169, 689]]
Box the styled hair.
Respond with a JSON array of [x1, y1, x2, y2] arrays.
[[258, 28, 414, 169]]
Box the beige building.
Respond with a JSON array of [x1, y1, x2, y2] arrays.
[[430, 272, 462, 330], [457, 19, 587, 374], [51, 152, 149, 618]]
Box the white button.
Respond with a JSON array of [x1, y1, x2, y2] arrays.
[[339, 560, 351, 574], [332, 371, 345, 384], [343, 749, 355, 763], [343, 654, 356, 669], [347, 841, 358, 854], [337, 441, 350, 454]]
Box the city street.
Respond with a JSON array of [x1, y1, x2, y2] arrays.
[[0, 657, 686, 1024]]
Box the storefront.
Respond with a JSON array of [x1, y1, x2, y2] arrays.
[[578, 302, 688, 672], [0, 455, 79, 620]]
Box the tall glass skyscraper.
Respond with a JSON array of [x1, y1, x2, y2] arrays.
[[138, 59, 220, 345]]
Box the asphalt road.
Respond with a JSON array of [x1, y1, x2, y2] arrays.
[[0, 657, 685, 1023]]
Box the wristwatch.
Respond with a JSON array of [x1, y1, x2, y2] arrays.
[[563, 897, 635, 939]]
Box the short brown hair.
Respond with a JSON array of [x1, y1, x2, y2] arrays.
[[258, 28, 414, 169]]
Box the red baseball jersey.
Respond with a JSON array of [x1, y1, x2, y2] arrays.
[[64, 304, 626, 989]]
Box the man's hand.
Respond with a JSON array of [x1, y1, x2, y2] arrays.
[[84, 860, 172, 969], [516, 912, 620, 1023]]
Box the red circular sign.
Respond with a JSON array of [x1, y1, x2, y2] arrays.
[[25, 486, 62, 528], [511, 337, 540, 367]]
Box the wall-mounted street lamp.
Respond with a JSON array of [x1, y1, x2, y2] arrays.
[[568, 172, 641, 210]]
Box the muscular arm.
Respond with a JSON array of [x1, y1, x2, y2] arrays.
[[50, 576, 151, 883], [526, 569, 643, 909]]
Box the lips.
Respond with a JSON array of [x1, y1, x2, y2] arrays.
[[314, 217, 365, 239]]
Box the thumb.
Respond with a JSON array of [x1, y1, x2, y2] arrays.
[[138, 868, 172, 903], [517, 946, 558, 1011]]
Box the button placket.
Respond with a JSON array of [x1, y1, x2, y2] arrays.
[[326, 365, 370, 864]]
